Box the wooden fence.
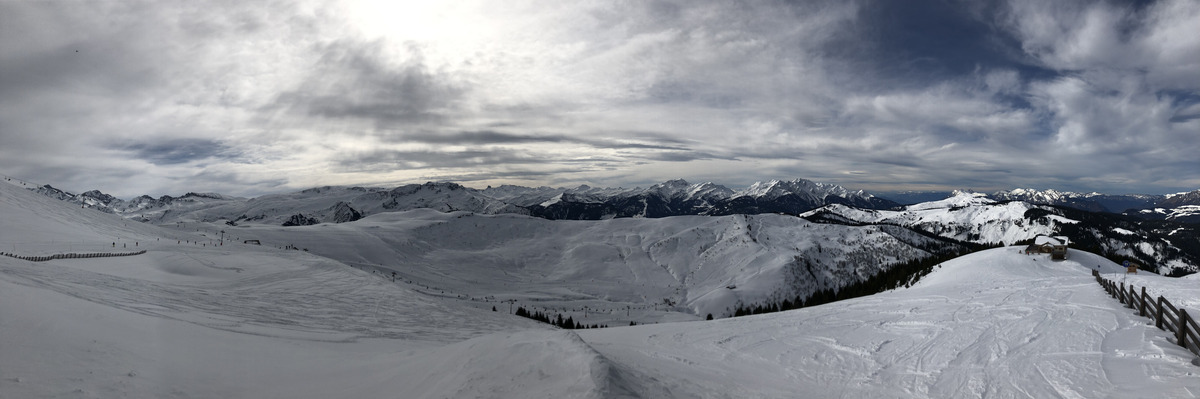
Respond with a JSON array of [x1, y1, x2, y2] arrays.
[[0, 250, 146, 262], [1094, 270, 1199, 358]]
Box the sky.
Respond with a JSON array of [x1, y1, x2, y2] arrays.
[[1, 0, 1198, 198]]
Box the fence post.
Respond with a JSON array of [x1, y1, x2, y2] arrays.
[[1140, 287, 1147, 317], [1178, 308, 1189, 347], [1157, 296, 1165, 330], [1123, 284, 1132, 310]]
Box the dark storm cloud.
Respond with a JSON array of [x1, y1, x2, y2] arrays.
[[269, 39, 463, 126], [335, 149, 547, 172], [119, 139, 237, 166], [334, 145, 689, 172], [842, 0, 1060, 88], [402, 130, 566, 145], [416, 168, 598, 185], [867, 157, 923, 169], [395, 130, 691, 151], [631, 150, 735, 163], [1, 0, 1197, 197]]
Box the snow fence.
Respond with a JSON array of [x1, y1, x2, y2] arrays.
[[0, 250, 147, 262], [1095, 270, 1200, 359]]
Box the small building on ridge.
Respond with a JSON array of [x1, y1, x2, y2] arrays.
[[1027, 235, 1070, 260]]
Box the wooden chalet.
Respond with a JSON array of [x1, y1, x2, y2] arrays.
[[1026, 235, 1070, 260]]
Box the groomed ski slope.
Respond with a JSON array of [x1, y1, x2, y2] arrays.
[[579, 247, 1199, 398]]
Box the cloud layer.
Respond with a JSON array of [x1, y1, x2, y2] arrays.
[[1, 0, 1197, 197]]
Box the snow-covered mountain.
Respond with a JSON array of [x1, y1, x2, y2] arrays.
[[31, 179, 1200, 225], [4, 175, 1198, 398], [805, 191, 1059, 245], [1137, 205, 1200, 224], [881, 188, 1194, 218], [988, 187, 1169, 213], [29, 182, 528, 225], [989, 187, 1200, 223], [29, 183, 246, 218], [1161, 189, 1200, 207], [709, 178, 896, 215], [874, 190, 955, 205], [30, 178, 898, 224], [522, 178, 897, 219], [23, 179, 1200, 273], [990, 188, 1108, 212], [481, 184, 634, 207], [234, 210, 962, 319], [1122, 189, 1200, 223], [804, 191, 1200, 275]]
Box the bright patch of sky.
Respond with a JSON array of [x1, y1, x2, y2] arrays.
[[1, 0, 1197, 198]]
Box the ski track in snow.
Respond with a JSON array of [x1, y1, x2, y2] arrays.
[[579, 248, 1200, 399]]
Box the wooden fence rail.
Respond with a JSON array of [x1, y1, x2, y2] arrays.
[[0, 250, 146, 262], [1094, 270, 1200, 357]]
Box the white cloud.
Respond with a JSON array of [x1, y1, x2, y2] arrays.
[[0, 0, 1195, 197]]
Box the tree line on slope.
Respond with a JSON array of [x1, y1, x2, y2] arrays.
[[730, 241, 999, 318], [513, 306, 609, 329]]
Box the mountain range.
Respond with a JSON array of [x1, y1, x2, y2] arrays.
[[23, 178, 1200, 277], [28, 178, 900, 224], [803, 191, 1200, 276], [29, 179, 1200, 225], [881, 188, 1200, 223], [4, 171, 1197, 398]]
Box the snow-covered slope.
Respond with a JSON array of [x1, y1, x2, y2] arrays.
[[223, 211, 952, 321], [1138, 205, 1200, 223], [805, 191, 1060, 245], [1160, 189, 1200, 208], [990, 188, 1163, 213], [1129, 189, 1200, 222], [4, 177, 1199, 398], [578, 247, 1200, 398], [0, 179, 598, 398], [804, 191, 1200, 275], [991, 187, 1107, 212], [31, 177, 897, 224], [76, 182, 527, 225], [736, 179, 867, 202], [521, 178, 897, 220]]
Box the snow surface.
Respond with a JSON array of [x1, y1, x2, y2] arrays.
[[905, 190, 994, 211], [806, 197, 1059, 246], [3, 178, 1199, 398], [580, 248, 1200, 398], [1112, 271, 1200, 317], [213, 210, 941, 322], [1034, 235, 1069, 246]]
